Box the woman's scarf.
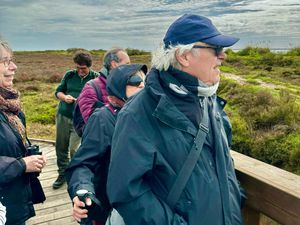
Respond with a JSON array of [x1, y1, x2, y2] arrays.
[[107, 96, 125, 109], [0, 87, 26, 142]]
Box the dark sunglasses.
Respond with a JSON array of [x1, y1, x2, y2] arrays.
[[127, 75, 143, 87], [193, 45, 224, 56]]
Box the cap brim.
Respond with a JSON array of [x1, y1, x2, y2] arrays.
[[202, 34, 239, 47]]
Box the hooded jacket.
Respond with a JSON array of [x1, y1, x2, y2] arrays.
[[107, 68, 244, 225], [65, 64, 147, 223]]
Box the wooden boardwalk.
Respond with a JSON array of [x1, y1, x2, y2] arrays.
[[27, 141, 77, 225]]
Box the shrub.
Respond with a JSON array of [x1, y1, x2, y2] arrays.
[[252, 135, 290, 168], [237, 46, 271, 56], [126, 48, 150, 56], [286, 47, 300, 56], [47, 73, 63, 83], [230, 114, 253, 156]]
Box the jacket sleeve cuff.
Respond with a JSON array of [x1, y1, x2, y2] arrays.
[[18, 158, 27, 173]]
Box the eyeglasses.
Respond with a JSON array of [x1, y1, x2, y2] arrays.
[[192, 45, 224, 56], [0, 57, 14, 67], [127, 75, 144, 87]]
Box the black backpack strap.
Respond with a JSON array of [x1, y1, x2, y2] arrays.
[[166, 98, 209, 210]]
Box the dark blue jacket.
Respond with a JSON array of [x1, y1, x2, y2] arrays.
[[107, 68, 244, 225], [0, 112, 35, 225], [66, 106, 117, 222]]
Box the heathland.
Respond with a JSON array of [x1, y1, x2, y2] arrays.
[[13, 47, 300, 175]]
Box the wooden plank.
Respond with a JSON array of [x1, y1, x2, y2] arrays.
[[27, 208, 76, 225], [27, 143, 75, 225], [30, 138, 55, 145], [231, 150, 300, 225]]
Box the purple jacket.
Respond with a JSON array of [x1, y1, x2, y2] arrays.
[[77, 75, 108, 123]]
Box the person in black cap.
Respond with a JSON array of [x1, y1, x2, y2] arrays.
[[107, 14, 245, 225], [65, 63, 147, 225]]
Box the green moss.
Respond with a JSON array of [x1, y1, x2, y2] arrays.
[[220, 65, 238, 73], [19, 82, 57, 125]]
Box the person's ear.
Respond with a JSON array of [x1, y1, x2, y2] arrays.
[[175, 50, 190, 68]]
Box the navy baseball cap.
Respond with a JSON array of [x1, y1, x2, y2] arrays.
[[163, 14, 239, 48]]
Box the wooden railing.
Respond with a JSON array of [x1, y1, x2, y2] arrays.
[[30, 138, 299, 225], [231, 151, 300, 225]]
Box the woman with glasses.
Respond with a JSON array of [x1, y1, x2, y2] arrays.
[[65, 64, 147, 225], [0, 40, 47, 225]]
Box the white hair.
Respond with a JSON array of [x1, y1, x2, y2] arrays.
[[0, 40, 12, 58], [151, 43, 196, 71]]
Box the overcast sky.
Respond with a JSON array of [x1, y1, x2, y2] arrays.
[[0, 0, 299, 51]]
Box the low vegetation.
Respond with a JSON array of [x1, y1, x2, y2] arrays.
[[14, 47, 300, 175]]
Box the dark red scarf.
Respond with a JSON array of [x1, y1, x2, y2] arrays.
[[0, 87, 26, 143]]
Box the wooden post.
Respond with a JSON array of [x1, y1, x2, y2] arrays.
[[243, 206, 260, 225]]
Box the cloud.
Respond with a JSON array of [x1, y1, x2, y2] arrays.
[[0, 0, 299, 50]]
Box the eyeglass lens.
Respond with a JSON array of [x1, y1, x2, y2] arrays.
[[193, 45, 223, 56], [127, 75, 143, 86]]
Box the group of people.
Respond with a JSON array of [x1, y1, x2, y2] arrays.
[[0, 13, 246, 225]]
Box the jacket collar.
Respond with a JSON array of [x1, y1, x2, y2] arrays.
[[146, 69, 228, 136], [146, 69, 198, 136], [152, 95, 198, 136]]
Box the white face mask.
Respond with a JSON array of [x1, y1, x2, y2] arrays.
[[197, 80, 219, 97]]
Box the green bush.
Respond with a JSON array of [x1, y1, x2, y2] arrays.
[[126, 48, 150, 56], [230, 113, 253, 156], [252, 135, 290, 168], [237, 46, 271, 56], [286, 47, 300, 56], [260, 53, 294, 67]]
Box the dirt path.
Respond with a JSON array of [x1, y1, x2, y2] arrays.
[[222, 72, 284, 89], [222, 72, 300, 100], [222, 73, 247, 85]]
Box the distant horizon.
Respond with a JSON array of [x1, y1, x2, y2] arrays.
[[13, 46, 297, 53]]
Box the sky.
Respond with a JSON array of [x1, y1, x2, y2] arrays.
[[0, 0, 299, 51]]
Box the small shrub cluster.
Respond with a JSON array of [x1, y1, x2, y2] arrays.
[[286, 47, 300, 56], [237, 46, 271, 56], [218, 79, 300, 174], [126, 48, 150, 56]]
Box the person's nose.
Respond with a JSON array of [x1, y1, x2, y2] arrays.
[[139, 82, 145, 88], [217, 51, 226, 61], [9, 61, 17, 70]]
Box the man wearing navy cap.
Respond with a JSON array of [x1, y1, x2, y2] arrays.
[[107, 14, 245, 225]]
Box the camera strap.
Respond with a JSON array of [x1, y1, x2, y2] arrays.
[[166, 98, 209, 210], [26, 136, 33, 146]]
